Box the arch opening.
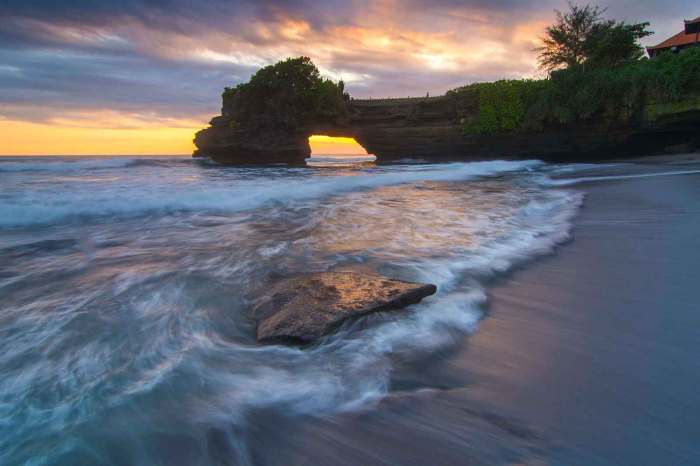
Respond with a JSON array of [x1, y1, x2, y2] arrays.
[[308, 135, 370, 157], [306, 134, 377, 167], [307, 135, 375, 167]]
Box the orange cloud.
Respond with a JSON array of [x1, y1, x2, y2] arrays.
[[96, 6, 544, 88]]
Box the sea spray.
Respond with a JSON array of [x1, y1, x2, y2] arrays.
[[0, 159, 542, 228]]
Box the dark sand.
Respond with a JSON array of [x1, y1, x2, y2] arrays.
[[246, 155, 700, 465]]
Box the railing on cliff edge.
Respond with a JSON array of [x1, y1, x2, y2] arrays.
[[349, 95, 448, 105]]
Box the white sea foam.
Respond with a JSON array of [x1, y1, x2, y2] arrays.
[[541, 168, 700, 186], [0, 159, 542, 228], [305, 155, 377, 167], [0, 157, 143, 172], [0, 157, 586, 466], [171, 181, 584, 429]]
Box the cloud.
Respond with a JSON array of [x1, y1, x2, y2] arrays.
[[0, 0, 696, 127]]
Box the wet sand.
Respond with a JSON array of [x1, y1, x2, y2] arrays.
[[247, 155, 700, 465]]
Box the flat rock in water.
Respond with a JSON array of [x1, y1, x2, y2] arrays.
[[254, 272, 437, 344]]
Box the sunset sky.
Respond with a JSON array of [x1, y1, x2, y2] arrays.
[[1, 0, 696, 155]]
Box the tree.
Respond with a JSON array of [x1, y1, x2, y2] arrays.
[[536, 2, 652, 73], [536, 3, 604, 72], [584, 20, 653, 69], [223, 56, 348, 130]]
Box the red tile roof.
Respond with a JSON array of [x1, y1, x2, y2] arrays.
[[648, 29, 700, 51]]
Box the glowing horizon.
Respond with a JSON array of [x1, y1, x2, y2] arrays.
[[0, 128, 370, 157], [309, 135, 369, 156], [0, 116, 201, 156], [1, 0, 688, 155]]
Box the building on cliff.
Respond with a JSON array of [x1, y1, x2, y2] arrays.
[[647, 16, 700, 57]]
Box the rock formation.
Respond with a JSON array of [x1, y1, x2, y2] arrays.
[[194, 117, 311, 165], [253, 272, 437, 344], [195, 93, 700, 164]]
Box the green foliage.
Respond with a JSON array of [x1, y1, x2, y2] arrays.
[[537, 3, 604, 72], [536, 2, 652, 73], [454, 80, 545, 134], [456, 47, 700, 135], [533, 47, 700, 126], [584, 20, 653, 69], [222, 56, 349, 131]]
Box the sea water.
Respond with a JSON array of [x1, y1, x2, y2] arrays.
[[0, 156, 584, 465]]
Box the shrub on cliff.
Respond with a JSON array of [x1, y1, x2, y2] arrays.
[[222, 57, 349, 131], [453, 3, 668, 135], [453, 80, 546, 135], [457, 45, 700, 134], [530, 47, 700, 126]]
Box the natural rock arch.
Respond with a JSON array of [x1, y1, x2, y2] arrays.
[[194, 57, 700, 165], [194, 96, 472, 165]]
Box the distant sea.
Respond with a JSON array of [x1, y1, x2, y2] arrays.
[[1, 155, 699, 465]]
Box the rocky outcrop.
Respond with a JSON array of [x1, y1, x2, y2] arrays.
[[194, 92, 700, 165], [348, 95, 700, 162], [253, 272, 437, 344], [193, 116, 311, 164]]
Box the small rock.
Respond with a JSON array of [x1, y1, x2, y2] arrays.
[[254, 272, 437, 344]]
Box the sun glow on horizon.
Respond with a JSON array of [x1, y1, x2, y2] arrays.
[[0, 118, 200, 156], [309, 135, 369, 156]]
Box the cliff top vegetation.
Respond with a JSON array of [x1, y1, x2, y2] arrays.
[[452, 3, 700, 135], [222, 56, 349, 131], [216, 4, 699, 137]]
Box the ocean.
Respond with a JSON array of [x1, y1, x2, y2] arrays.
[[2, 155, 699, 465]]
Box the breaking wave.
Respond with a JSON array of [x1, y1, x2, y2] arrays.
[[541, 168, 700, 186], [0, 159, 542, 228], [0, 156, 202, 173], [0, 156, 583, 465]]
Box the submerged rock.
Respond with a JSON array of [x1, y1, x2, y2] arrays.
[[254, 272, 437, 344]]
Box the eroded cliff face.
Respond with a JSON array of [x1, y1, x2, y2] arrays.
[[194, 116, 311, 165], [194, 92, 700, 165]]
